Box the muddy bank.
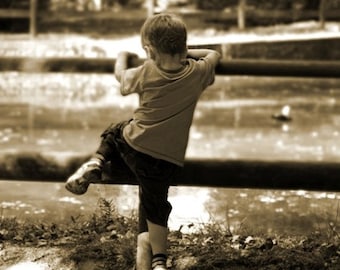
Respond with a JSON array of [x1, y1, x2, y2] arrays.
[[1, 205, 339, 270]]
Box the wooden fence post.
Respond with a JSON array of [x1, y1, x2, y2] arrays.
[[237, 0, 246, 30], [29, 0, 38, 37], [319, 0, 327, 29], [146, 0, 154, 17]]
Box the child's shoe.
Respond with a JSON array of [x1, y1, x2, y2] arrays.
[[65, 159, 102, 195]]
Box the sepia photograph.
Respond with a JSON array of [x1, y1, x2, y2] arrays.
[[0, 0, 340, 269]]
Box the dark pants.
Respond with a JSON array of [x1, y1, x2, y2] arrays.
[[96, 121, 180, 233]]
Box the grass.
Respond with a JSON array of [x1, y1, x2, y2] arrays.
[[1, 197, 340, 270]]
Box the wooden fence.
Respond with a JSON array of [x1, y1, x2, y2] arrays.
[[0, 56, 340, 191], [1, 56, 340, 77]]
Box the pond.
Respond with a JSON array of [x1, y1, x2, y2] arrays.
[[1, 180, 339, 235], [1, 73, 340, 235]]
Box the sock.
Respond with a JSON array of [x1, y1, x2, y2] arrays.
[[91, 154, 105, 167], [152, 253, 167, 269]]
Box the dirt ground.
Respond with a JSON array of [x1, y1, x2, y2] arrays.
[[1, 229, 339, 270], [0, 246, 75, 270]]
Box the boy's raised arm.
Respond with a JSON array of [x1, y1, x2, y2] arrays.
[[187, 49, 221, 67], [115, 51, 138, 82]]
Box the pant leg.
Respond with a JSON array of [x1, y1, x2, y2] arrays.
[[101, 122, 180, 228], [138, 187, 148, 233], [95, 121, 130, 162], [117, 142, 179, 228], [137, 163, 172, 228], [95, 120, 137, 184]]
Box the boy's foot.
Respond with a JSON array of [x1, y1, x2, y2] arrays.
[[65, 159, 102, 195]]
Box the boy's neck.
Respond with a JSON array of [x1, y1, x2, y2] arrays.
[[153, 53, 185, 71]]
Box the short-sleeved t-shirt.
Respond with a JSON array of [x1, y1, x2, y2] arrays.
[[120, 57, 215, 166]]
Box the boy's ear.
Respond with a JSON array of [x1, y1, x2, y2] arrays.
[[144, 45, 155, 60], [143, 45, 150, 57]]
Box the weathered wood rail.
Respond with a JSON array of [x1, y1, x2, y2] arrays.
[[1, 153, 340, 192], [1, 57, 340, 78]]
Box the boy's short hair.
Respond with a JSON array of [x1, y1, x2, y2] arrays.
[[141, 13, 187, 56]]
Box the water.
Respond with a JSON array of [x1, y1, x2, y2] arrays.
[[1, 180, 339, 235], [1, 74, 340, 234]]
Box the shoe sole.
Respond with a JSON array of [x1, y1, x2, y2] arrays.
[[65, 169, 101, 195]]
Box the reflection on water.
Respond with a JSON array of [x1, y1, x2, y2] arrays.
[[205, 188, 340, 235], [1, 75, 340, 161], [1, 180, 339, 235], [1, 75, 340, 234]]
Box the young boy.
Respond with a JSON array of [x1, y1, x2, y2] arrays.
[[65, 13, 221, 270]]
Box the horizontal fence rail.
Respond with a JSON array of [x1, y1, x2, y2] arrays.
[[1, 57, 340, 78], [1, 56, 340, 191], [0, 9, 30, 18], [0, 153, 340, 191]]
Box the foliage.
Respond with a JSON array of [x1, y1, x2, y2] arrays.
[[47, 0, 143, 11], [2, 0, 340, 12], [0, 198, 137, 269], [67, 199, 138, 269], [0, 197, 137, 244], [167, 223, 340, 270], [194, 0, 340, 10], [194, 0, 237, 10], [1, 197, 340, 269]]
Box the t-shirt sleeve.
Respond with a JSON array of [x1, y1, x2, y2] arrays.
[[120, 65, 144, 96], [196, 57, 216, 89]]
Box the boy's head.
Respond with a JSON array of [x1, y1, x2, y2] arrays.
[[141, 13, 187, 57]]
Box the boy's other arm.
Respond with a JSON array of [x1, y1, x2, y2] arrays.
[[187, 49, 221, 67], [114, 51, 138, 82]]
